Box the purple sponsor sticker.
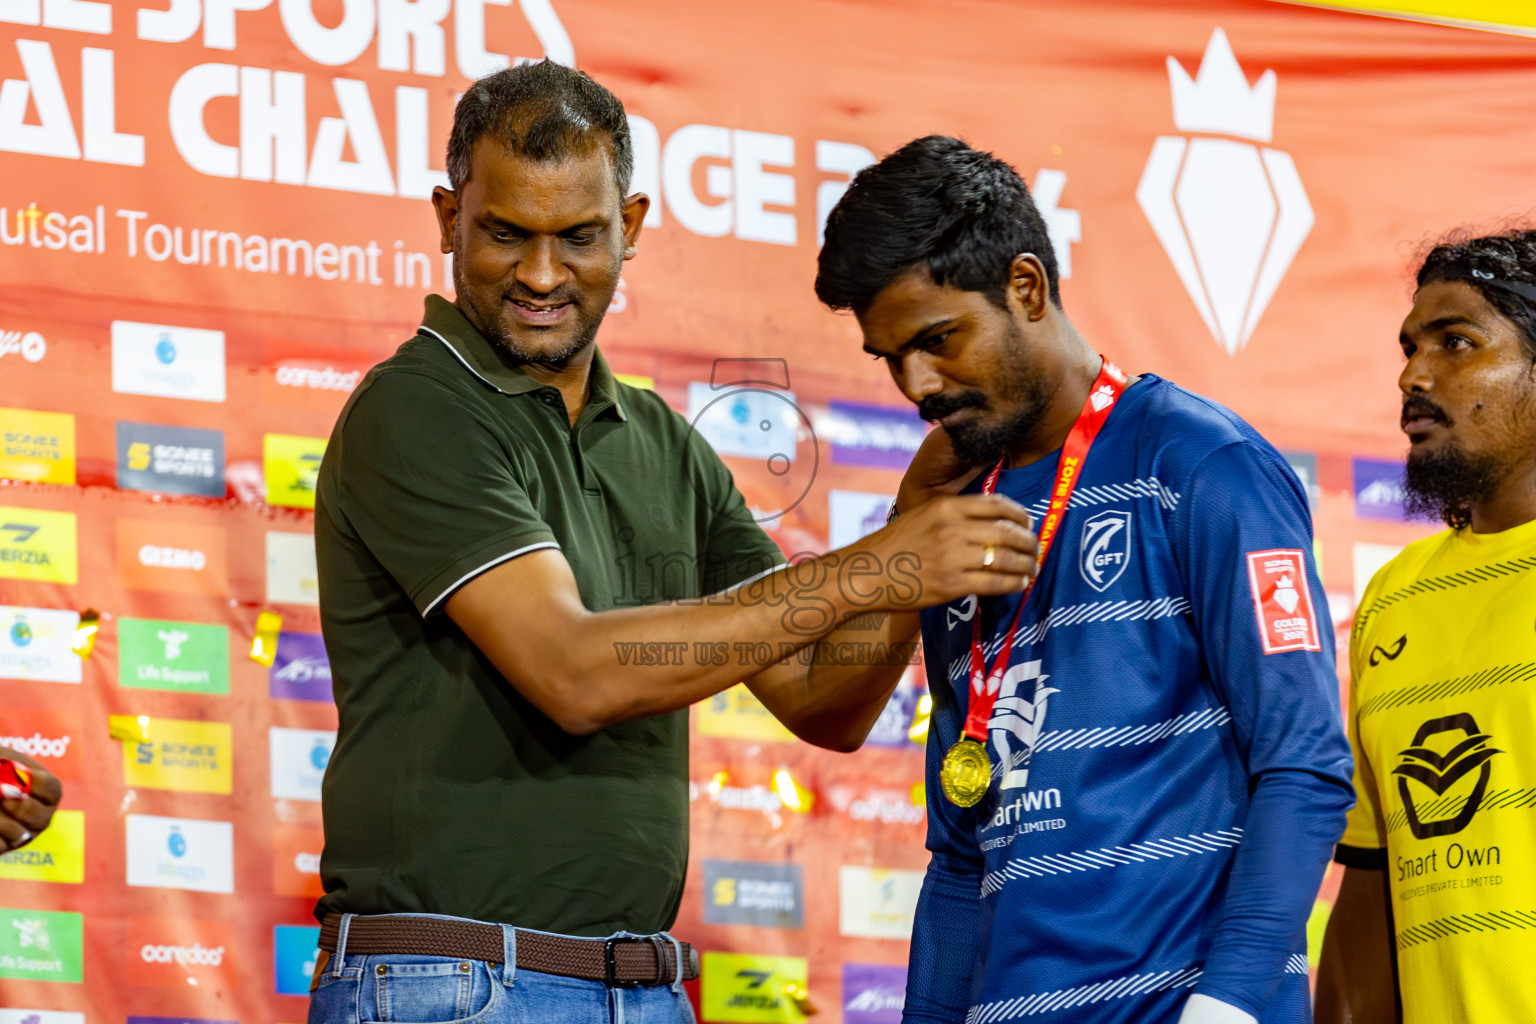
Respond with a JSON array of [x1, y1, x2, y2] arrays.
[[826, 400, 927, 470], [864, 675, 923, 749], [1352, 457, 1409, 521], [843, 962, 907, 1024], [268, 630, 333, 702]]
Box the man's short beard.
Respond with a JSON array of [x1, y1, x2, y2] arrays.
[[451, 248, 607, 366], [1403, 440, 1502, 530], [939, 320, 1055, 468]]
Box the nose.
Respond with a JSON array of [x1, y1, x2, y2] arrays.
[[1399, 347, 1433, 397], [514, 236, 568, 296], [898, 352, 945, 405]]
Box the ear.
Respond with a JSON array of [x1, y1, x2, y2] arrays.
[[620, 192, 650, 260], [431, 186, 459, 255], [1007, 253, 1052, 322]]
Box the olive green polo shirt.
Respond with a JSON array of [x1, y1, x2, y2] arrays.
[[313, 294, 784, 936]]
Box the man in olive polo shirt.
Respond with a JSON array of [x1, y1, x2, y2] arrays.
[[309, 61, 1038, 1024]]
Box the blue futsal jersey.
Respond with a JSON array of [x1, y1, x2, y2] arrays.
[[907, 376, 1354, 1024]]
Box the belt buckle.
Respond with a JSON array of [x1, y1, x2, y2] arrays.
[[604, 937, 644, 989]]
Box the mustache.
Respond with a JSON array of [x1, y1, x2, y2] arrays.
[[918, 390, 987, 422], [1402, 396, 1451, 428], [504, 286, 579, 307]]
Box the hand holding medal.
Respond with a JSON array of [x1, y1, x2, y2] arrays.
[[940, 358, 1128, 807]]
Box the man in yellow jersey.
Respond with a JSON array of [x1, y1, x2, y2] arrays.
[[1316, 229, 1536, 1024]]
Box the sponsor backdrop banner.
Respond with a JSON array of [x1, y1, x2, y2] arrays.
[[0, 0, 1523, 1018]]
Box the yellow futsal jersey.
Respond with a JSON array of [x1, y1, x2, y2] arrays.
[[1341, 516, 1536, 1024]]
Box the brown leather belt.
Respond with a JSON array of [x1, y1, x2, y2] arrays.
[[318, 915, 698, 986]]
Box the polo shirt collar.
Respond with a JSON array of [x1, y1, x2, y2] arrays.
[[416, 294, 627, 421]]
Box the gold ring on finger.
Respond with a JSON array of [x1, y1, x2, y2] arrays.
[[981, 545, 996, 569]]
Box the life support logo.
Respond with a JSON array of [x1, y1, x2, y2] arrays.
[[0, 329, 47, 363], [1393, 713, 1502, 840], [1137, 28, 1314, 356], [1079, 509, 1132, 591]]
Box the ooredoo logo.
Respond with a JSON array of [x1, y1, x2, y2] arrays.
[[0, 709, 81, 780], [126, 917, 234, 988], [117, 518, 227, 595], [1137, 28, 1314, 356], [0, 329, 46, 363]]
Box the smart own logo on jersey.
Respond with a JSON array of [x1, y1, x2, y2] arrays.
[[1079, 509, 1132, 591], [1393, 713, 1503, 840], [1137, 28, 1313, 356]]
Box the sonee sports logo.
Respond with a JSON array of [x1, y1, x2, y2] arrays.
[[1393, 713, 1502, 840]]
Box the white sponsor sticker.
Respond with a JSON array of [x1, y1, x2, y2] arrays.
[[269, 727, 335, 802], [838, 866, 922, 940], [266, 531, 319, 606], [111, 321, 226, 403], [0, 606, 82, 684], [828, 489, 895, 549], [125, 814, 234, 894], [0, 1011, 85, 1024]]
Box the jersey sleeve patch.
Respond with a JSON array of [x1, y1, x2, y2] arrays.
[[1245, 548, 1322, 654]]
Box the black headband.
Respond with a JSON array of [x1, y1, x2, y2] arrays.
[[1423, 261, 1536, 308]]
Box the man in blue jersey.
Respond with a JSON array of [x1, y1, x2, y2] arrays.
[[815, 136, 1354, 1024]]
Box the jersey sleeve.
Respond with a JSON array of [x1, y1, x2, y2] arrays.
[[322, 372, 558, 616], [903, 612, 986, 1023], [1337, 575, 1390, 867], [1170, 440, 1356, 1017]]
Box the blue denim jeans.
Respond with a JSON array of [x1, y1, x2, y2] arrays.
[[307, 914, 696, 1024]]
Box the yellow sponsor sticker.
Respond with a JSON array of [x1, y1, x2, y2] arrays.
[[1285, 1, 1536, 33], [701, 952, 809, 1023], [614, 373, 654, 389], [119, 717, 233, 794], [0, 809, 84, 883], [0, 409, 75, 485], [697, 683, 797, 743], [263, 434, 327, 509], [0, 507, 78, 584]]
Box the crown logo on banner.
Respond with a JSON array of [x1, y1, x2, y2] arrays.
[[1167, 28, 1275, 142], [1136, 28, 1314, 357]]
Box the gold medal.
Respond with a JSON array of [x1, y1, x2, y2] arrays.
[[940, 737, 992, 807]]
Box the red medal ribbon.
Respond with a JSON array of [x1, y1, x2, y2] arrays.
[[962, 357, 1127, 743]]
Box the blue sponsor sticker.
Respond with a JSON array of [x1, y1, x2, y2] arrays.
[[843, 962, 907, 1023], [273, 924, 321, 995], [268, 631, 333, 702], [1353, 457, 1410, 521], [825, 401, 926, 469]]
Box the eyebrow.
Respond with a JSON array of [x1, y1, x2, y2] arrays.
[[1401, 315, 1484, 344], [481, 213, 607, 233], [863, 317, 957, 356]]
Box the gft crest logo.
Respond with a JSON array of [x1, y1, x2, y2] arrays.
[[1137, 28, 1314, 356], [1079, 509, 1131, 592]]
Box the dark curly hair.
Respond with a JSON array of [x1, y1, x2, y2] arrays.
[[1415, 228, 1536, 359], [446, 60, 632, 197], [815, 135, 1059, 315]]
